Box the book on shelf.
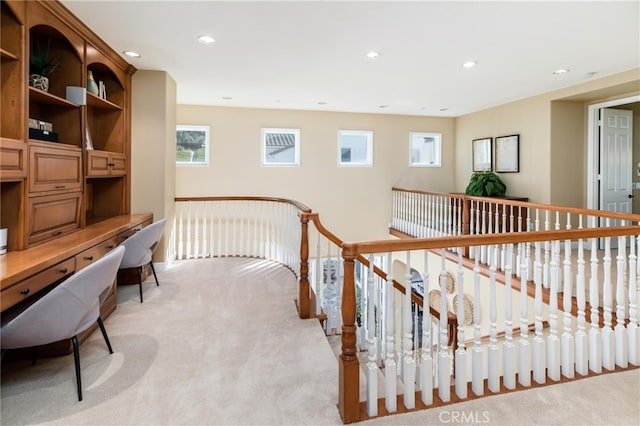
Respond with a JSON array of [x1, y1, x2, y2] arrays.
[[98, 81, 107, 100]]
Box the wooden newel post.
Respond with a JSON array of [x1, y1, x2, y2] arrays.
[[462, 196, 471, 235], [339, 246, 359, 424], [298, 213, 310, 319]]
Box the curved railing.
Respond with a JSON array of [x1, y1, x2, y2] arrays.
[[171, 193, 640, 425]]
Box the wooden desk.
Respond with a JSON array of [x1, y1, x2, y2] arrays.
[[0, 213, 153, 356]]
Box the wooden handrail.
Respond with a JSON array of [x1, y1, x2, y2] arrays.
[[174, 196, 312, 213], [392, 187, 640, 222], [343, 225, 640, 256]]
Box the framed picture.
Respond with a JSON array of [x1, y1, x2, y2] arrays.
[[495, 134, 519, 172], [176, 125, 210, 166], [472, 137, 492, 171]]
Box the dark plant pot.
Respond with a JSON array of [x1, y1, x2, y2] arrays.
[[29, 74, 49, 92]]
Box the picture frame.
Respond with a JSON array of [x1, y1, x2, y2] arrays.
[[495, 134, 519, 172], [472, 137, 493, 171]]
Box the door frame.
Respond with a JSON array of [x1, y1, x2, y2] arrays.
[[587, 94, 640, 210]]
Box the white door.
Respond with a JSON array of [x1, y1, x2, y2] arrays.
[[600, 108, 633, 245]]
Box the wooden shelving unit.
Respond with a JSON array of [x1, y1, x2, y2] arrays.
[[0, 0, 136, 251]]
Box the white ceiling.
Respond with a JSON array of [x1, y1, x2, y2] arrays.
[[61, 1, 640, 117]]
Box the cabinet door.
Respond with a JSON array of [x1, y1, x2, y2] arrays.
[[0, 138, 27, 181], [27, 191, 82, 245], [28, 142, 82, 193], [110, 152, 126, 176], [86, 150, 111, 177]]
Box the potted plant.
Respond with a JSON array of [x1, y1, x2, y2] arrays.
[[465, 171, 507, 197], [29, 37, 60, 92]]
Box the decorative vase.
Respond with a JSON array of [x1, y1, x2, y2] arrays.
[[29, 74, 49, 92], [86, 70, 99, 95]]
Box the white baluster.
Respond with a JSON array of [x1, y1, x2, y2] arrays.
[[472, 257, 484, 395], [562, 236, 575, 379], [177, 203, 184, 260], [589, 217, 602, 373], [186, 202, 193, 259], [201, 202, 207, 257], [438, 249, 451, 402], [615, 235, 628, 368], [421, 250, 433, 405], [366, 254, 378, 417], [455, 248, 467, 399], [208, 202, 215, 258], [469, 201, 476, 259], [480, 202, 487, 264], [543, 211, 550, 289], [629, 235, 640, 366], [403, 251, 416, 408], [503, 244, 516, 389], [487, 245, 500, 392], [602, 229, 616, 370], [575, 235, 589, 376], [385, 253, 397, 411], [519, 242, 531, 387], [315, 234, 322, 319], [547, 237, 561, 381], [533, 236, 546, 384], [532, 238, 547, 384]]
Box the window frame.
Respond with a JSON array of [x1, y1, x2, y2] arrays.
[[261, 128, 301, 167], [176, 124, 210, 166], [409, 132, 442, 168], [337, 130, 373, 167]]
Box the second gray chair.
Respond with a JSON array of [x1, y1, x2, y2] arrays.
[[118, 218, 166, 303]]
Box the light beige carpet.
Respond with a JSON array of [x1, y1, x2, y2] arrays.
[[1, 257, 638, 426]]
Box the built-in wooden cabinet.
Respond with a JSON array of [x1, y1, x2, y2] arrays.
[[86, 150, 126, 177], [0, 0, 135, 251]]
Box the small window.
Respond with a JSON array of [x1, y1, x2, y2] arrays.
[[176, 125, 210, 166], [261, 128, 300, 166], [338, 130, 373, 167], [410, 132, 441, 167]]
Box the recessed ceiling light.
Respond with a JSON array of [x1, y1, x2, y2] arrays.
[[584, 71, 598, 78], [222, 96, 232, 100], [553, 68, 570, 75], [198, 35, 216, 44], [123, 51, 141, 58], [366, 51, 380, 59], [317, 101, 327, 105], [378, 105, 388, 108], [462, 61, 477, 68], [439, 108, 449, 112]]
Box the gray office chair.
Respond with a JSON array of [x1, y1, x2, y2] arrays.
[[118, 218, 166, 303], [0, 245, 125, 401]]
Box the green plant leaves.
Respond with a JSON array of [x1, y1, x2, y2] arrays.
[[465, 171, 507, 197]]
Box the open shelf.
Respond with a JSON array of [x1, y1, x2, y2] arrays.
[[29, 86, 80, 108], [87, 92, 122, 111]]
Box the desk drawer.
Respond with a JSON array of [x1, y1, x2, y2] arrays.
[[75, 238, 118, 270], [1, 258, 75, 311]]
